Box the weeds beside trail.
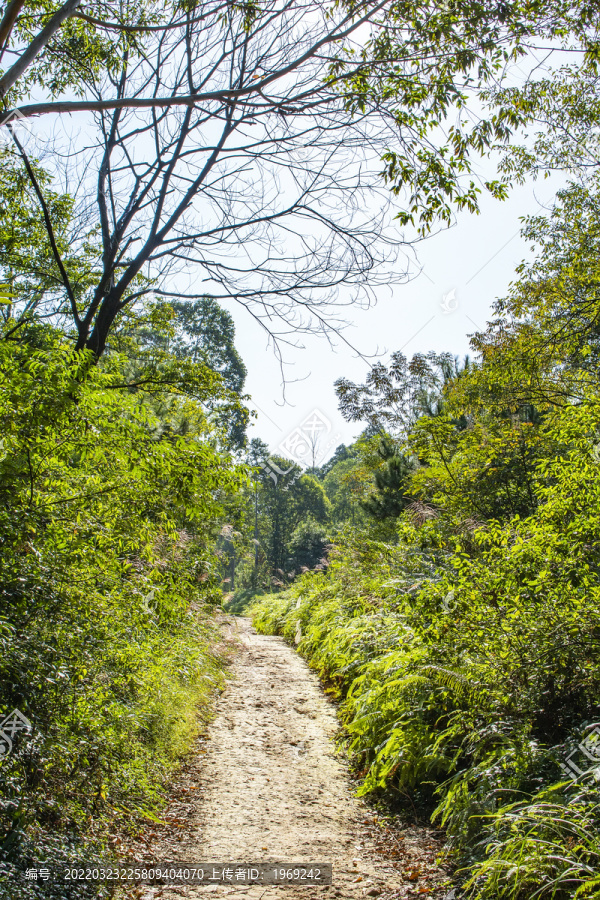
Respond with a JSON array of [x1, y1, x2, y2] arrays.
[[134, 616, 450, 900], [251, 529, 600, 900], [0, 339, 244, 895]]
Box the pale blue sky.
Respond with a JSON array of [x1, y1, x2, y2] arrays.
[[231, 174, 561, 461]]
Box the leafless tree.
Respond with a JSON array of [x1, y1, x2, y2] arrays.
[[3, 0, 556, 358], [6, 0, 414, 357]]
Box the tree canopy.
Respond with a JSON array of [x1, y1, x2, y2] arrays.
[[5, 2, 600, 897], [3, 0, 599, 356]]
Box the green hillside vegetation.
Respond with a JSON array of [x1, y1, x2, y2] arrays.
[[3, 1, 600, 896], [0, 310, 248, 885], [252, 180, 600, 898]]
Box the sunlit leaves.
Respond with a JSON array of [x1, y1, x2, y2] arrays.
[[0, 334, 244, 854]]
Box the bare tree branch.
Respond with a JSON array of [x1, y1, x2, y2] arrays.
[[3, 0, 388, 118], [3, 0, 544, 363], [10, 131, 80, 328], [72, 7, 228, 34]]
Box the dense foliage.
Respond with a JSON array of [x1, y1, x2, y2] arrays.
[[4, 1, 600, 897], [0, 324, 246, 892], [252, 175, 600, 897]]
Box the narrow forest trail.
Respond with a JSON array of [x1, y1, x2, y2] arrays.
[[135, 617, 448, 900]]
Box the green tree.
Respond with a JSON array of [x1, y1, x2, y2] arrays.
[[335, 352, 470, 436], [323, 454, 368, 525], [117, 296, 249, 448], [286, 518, 330, 572], [0, 328, 245, 865], [235, 455, 332, 587], [169, 298, 247, 394], [4, 2, 594, 358], [470, 180, 600, 412], [361, 436, 416, 522]]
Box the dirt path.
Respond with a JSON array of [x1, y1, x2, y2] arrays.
[[135, 617, 448, 900]]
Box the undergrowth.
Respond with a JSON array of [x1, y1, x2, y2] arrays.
[[251, 402, 600, 900], [0, 338, 241, 896]]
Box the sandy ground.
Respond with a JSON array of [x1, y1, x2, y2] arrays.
[[133, 616, 449, 900]]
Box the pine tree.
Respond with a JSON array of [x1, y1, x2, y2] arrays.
[[362, 437, 415, 521]]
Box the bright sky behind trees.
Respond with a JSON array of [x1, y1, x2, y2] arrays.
[[242, 171, 563, 456]]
